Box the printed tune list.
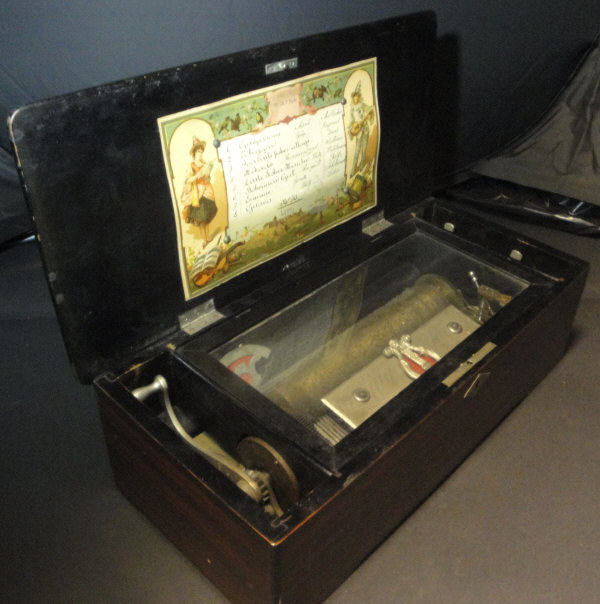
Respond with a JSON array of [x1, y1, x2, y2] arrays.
[[219, 103, 347, 226]]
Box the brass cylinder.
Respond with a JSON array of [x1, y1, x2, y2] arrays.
[[269, 274, 467, 423]]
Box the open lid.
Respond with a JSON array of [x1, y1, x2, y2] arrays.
[[9, 11, 436, 383]]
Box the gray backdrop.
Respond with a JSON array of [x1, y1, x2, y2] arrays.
[[2, 0, 600, 243]]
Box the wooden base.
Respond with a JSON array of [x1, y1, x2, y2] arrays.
[[95, 263, 585, 604]]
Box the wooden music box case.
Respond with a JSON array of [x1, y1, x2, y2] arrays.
[[9, 11, 588, 604]]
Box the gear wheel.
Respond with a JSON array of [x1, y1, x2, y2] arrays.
[[237, 437, 301, 512], [244, 469, 271, 506]]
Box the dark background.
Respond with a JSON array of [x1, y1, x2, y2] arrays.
[[2, 1, 600, 244]]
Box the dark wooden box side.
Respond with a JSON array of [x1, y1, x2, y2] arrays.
[[273, 269, 587, 604], [95, 265, 586, 604], [96, 392, 278, 604]]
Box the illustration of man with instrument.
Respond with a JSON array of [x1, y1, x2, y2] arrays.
[[348, 81, 375, 176]]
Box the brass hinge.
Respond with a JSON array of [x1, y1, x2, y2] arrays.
[[362, 211, 393, 236]]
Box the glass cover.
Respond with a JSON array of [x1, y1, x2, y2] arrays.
[[211, 231, 528, 445]]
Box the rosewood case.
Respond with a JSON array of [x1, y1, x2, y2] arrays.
[[9, 11, 588, 604]]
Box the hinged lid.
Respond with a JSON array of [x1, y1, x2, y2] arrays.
[[9, 11, 436, 382]]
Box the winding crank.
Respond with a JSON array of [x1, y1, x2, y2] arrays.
[[131, 375, 300, 518]]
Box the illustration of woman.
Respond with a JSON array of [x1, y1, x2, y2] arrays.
[[181, 137, 218, 244]]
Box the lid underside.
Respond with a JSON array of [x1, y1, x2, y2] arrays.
[[9, 11, 436, 382]]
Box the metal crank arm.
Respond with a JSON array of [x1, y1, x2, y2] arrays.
[[131, 375, 282, 516]]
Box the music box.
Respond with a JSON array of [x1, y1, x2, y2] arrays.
[[9, 11, 587, 603]]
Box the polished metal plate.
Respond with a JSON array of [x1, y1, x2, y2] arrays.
[[321, 305, 481, 428]]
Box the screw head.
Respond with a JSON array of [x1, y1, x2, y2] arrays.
[[353, 388, 371, 403], [447, 321, 463, 334]]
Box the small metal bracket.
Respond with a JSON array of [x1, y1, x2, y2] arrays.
[[179, 298, 225, 335], [442, 342, 496, 387], [362, 211, 393, 236], [265, 57, 298, 75]]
